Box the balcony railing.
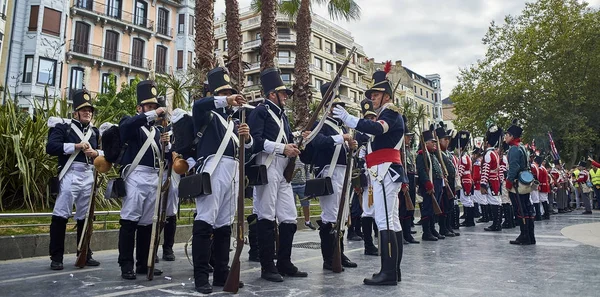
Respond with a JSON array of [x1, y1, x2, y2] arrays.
[[157, 26, 174, 38], [243, 39, 261, 50], [278, 58, 295, 66], [277, 34, 295, 43], [340, 75, 351, 84], [72, 0, 154, 31], [356, 81, 367, 90], [68, 39, 152, 71]]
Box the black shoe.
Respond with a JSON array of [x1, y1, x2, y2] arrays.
[[363, 231, 398, 286], [347, 233, 363, 241], [323, 261, 343, 271], [136, 268, 163, 276], [86, 256, 100, 266], [421, 219, 438, 241], [212, 278, 244, 288], [162, 253, 175, 261], [364, 246, 379, 255], [405, 237, 420, 244], [261, 269, 284, 282], [583, 211, 593, 214], [342, 255, 358, 268], [50, 261, 63, 270], [195, 283, 213, 294], [304, 221, 317, 230], [121, 270, 136, 280]]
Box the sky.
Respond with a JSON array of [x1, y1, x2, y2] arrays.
[[214, 0, 600, 99]]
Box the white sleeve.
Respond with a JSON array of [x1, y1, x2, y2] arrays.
[[145, 110, 158, 123], [484, 151, 492, 163], [263, 139, 285, 154], [332, 135, 344, 145], [214, 96, 228, 109], [244, 136, 254, 149], [97, 150, 104, 156], [63, 143, 75, 155]]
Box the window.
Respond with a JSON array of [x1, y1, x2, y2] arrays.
[[157, 8, 169, 36], [350, 72, 356, 82], [70, 67, 84, 90], [325, 41, 332, 53], [104, 30, 119, 61], [134, 1, 147, 27], [107, 0, 121, 18], [223, 39, 228, 50], [188, 51, 193, 67], [77, 0, 92, 9], [278, 51, 290, 63], [28, 6, 39, 31], [188, 15, 194, 35], [314, 57, 322, 70], [37, 58, 56, 85], [315, 79, 323, 90], [23, 55, 34, 83], [325, 62, 333, 73], [178, 14, 185, 34], [281, 73, 291, 83], [101, 73, 112, 94], [255, 32, 261, 40], [426, 91, 429, 99], [73, 22, 90, 54], [420, 88, 423, 96], [131, 38, 145, 68], [177, 50, 183, 69], [313, 36, 322, 49], [42, 7, 61, 36], [156, 45, 167, 74]]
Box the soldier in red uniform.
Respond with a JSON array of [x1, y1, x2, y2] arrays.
[[457, 131, 475, 227], [480, 125, 503, 231], [471, 148, 485, 223], [530, 156, 543, 221], [536, 156, 552, 219]]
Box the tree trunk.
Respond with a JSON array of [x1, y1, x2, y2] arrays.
[[195, 0, 215, 73], [225, 0, 243, 91], [292, 0, 312, 130], [260, 0, 278, 71]]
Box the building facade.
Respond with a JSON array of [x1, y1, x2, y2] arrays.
[[213, 8, 370, 111]]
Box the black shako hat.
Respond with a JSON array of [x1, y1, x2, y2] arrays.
[[506, 119, 523, 139], [365, 70, 393, 100], [361, 99, 376, 118], [137, 80, 159, 106], [72, 89, 94, 112], [435, 121, 450, 139], [422, 125, 437, 143], [457, 130, 470, 150], [321, 82, 345, 107], [485, 124, 503, 147], [207, 67, 238, 95], [260, 68, 293, 97]]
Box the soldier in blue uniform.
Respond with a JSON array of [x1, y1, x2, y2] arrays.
[[399, 121, 419, 244], [117, 80, 169, 280], [302, 83, 358, 272], [416, 127, 444, 242], [247, 68, 307, 282], [434, 124, 458, 237], [333, 70, 405, 286], [187, 67, 252, 294], [46, 89, 101, 270]]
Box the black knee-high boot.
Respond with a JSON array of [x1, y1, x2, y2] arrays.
[[395, 231, 403, 282], [193, 220, 214, 294], [542, 201, 550, 220], [402, 218, 419, 243], [318, 220, 334, 270], [118, 219, 138, 279], [362, 217, 379, 255], [135, 224, 162, 276], [162, 215, 177, 261], [363, 230, 398, 286], [276, 223, 308, 277], [258, 219, 283, 282], [49, 215, 68, 270], [246, 214, 260, 262], [534, 203, 542, 221]]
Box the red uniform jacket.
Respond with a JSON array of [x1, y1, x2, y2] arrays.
[[459, 154, 473, 195], [473, 157, 482, 191], [481, 148, 501, 195], [538, 166, 550, 193]]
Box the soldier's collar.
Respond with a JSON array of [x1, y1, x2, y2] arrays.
[[265, 99, 283, 116]]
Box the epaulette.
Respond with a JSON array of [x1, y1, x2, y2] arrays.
[[386, 104, 400, 114]]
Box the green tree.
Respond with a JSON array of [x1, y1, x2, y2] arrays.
[[451, 0, 600, 164], [94, 75, 138, 125]]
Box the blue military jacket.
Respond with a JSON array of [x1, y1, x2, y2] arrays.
[[247, 99, 294, 154], [191, 96, 253, 161], [306, 117, 348, 172], [46, 119, 99, 172], [119, 113, 162, 168]]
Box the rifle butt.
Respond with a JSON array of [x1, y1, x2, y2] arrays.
[[432, 195, 442, 215], [223, 259, 241, 293], [74, 245, 88, 268], [283, 157, 296, 182], [404, 192, 415, 211], [331, 239, 343, 273]]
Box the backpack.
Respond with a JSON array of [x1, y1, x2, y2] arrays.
[[171, 109, 212, 158], [101, 124, 125, 164]]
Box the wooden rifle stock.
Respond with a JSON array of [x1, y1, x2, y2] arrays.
[[404, 190, 415, 211], [75, 170, 99, 268], [282, 47, 358, 182], [223, 109, 246, 293], [332, 130, 355, 273], [420, 132, 442, 215], [148, 122, 171, 280], [435, 135, 456, 200]]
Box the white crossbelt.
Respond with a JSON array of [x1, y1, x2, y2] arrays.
[[202, 112, 237, 175], [59, 124, 93, 181], [124, 126, 158, 179], [265, 108, 287, 168]]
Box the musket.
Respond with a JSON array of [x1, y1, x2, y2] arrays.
[[401, 141, 415, 211], [75, 170, 99, 268], [420, 129, 443, 215], [332, 129, 356, 273], [283, 47, 358, 182], [148, 118, 172, 280], [435, 133, 457, 200], [223, 107, 247, 293]]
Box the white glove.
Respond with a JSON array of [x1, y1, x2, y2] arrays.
[[333, 106, 358, 128]]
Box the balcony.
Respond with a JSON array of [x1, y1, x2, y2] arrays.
[[277, 34, 295, 45], [71, 0, 154, 36], [278, 58, 295, 67], [340, 75, 351, 85], [356, 81, 367, 90], [242, 39, 261, 51], [333, 51, 346, 61], [67, 39, 152, 73], [156, 25, 174, 40]]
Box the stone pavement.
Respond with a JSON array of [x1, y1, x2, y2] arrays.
[[2, 211, 600, 297]]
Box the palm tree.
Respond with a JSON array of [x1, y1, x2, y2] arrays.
[[195, 0, 215, 73], [156, 73, 193, 110], [280, 0, 360, 129], [225, 0, 243, 91], [259, 0, 278, 71]]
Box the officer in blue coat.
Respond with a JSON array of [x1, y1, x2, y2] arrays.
[[302, 82, 358, 272], [117, 80, 169, 280], [46, 89, 101, 270], [189, 67, 252, 294], [247, 68, 307, 282], [333, 70, 405, 286]]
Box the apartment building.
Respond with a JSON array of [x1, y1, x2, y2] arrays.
[[213, 8, 370, 111], [0, 0, 7, 72], [2, 0, 193, 112]]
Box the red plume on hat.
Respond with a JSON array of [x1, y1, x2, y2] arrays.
[[383, 60, 392, 74]]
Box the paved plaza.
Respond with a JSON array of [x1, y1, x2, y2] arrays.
[[2, 212, 600, 297]]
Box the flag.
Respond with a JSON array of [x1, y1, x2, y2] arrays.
[[548, 132, 560, 161]]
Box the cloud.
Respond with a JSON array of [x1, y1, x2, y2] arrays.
[[216, 0, 600, 98]]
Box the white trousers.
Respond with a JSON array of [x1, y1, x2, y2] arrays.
[[319, 165, 346, 224], [501, 186, 511, 204], [473, 190, 487, 205], [253, 153, 297, 224], [530, 190, 540, 203], [369, 163, 402, 231], [361, 186, 375, 218], [539, 192, 549, 203], [165, 171, 180, 217], [53, 162, 94, 220], [120, 165, 159, 226], [460, 189, 474, 207], [194, 157, 237, 228], [485, 193, 502, 206]]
